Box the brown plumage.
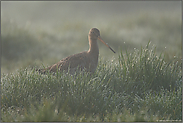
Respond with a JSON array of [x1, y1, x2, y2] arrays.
[[37, 28, 115, 74]]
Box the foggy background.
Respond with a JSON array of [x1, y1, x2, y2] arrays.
[[1, 1, 180, 28], [1, 1, 181, 73]]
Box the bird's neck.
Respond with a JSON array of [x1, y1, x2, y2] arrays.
[[88, 38, 99, 55]]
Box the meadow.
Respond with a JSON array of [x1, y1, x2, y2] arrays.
[[1, 1, 182, 122], [1, 42, 182, 122]]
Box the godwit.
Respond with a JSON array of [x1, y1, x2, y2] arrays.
[[37, 28, 115, 74]]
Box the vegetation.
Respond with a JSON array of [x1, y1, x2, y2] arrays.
[[1, 3, 182, 121], [1, 42, 182, 122]]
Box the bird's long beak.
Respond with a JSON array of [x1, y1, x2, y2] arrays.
[[98, 36, 116, 53]]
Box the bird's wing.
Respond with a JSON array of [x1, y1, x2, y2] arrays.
[[38, 51, 89, 74]]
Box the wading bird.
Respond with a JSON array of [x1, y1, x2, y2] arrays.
[[37, 28, 115, 74]]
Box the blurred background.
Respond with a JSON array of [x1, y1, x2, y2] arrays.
[[1, 1, 182, 74]]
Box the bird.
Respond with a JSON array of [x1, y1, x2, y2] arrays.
[[37, 28, 116, 75]]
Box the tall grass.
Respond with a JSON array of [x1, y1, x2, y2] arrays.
[[1, 42, 182, 122], [117, 42, 181, 92]]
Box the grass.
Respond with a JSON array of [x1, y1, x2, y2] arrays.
[[1, 42, 182, 122]]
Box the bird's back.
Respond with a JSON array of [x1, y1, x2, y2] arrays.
[[38, 51, 95, 74]]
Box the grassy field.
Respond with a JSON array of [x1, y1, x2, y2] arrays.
[[1, 43, 182, 122], [1, 1, 182, 122]]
